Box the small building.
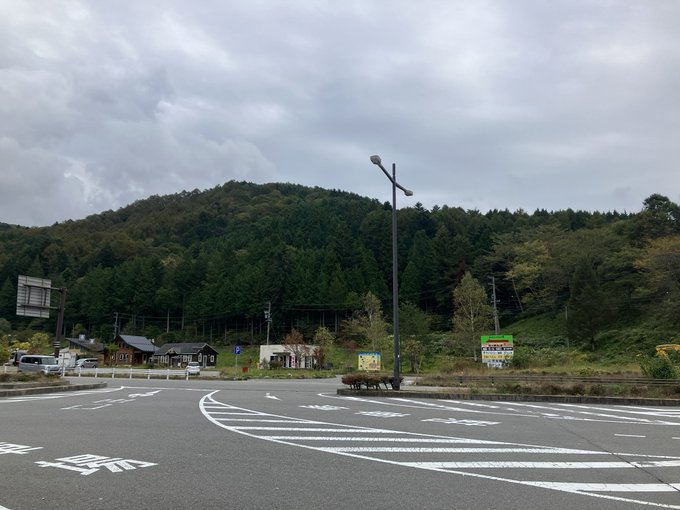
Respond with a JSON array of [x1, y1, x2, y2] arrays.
[[110, 334, 157, 366], [59, 336, 105, 368], [152, 343, 218, 368], [66, 335, 105, 356], [259, 344, 319, 369]]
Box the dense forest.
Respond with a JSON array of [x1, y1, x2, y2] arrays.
[[1, 181, 679, 354]]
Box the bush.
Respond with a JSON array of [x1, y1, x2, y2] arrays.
[[639, 356, 678, 379], [341, 373, 403, 390]]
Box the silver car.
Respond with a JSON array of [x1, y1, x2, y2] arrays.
[[17, 355, 62, 375], [76, 358, 99, 368], [185, 361, 200, 376]]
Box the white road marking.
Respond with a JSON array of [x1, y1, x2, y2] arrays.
[[127, 390, 161, 398], [356, 411, 409, 418], [523, 482, 680, 492], [36, 454, 157, 476], [401, 460, 680, 469], [265, 393, 279, 400], [300, 405, 348, 410], [423, 417, 500, 426], [322, 393, 680, 426], [0, 443, 43, 455], [200, 392, 680, 509], [318, 447, 604, 454], [213, 419, 310, 423], [2, 387, 123, 403], [261, 437, 504, 443], [615, 434, 646, 438]]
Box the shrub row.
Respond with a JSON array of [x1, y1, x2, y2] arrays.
[[341, 373, 403, 390]]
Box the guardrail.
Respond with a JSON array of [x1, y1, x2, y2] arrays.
[[69, 367, 194, 380]]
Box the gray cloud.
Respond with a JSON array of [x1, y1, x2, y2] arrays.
[[1, 0, 678, 226]]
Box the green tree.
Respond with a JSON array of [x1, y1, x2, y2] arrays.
[[567, 257, 609, 350], [343, 292, 389, 353], [29, 332, 51, 354], [0, 278, 16, 319], [452, 272, 493, 360], [634, 235, 680, 325], [402, 337, 425, 373]]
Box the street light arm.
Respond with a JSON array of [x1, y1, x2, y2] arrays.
[[370, 156, 414, 197]]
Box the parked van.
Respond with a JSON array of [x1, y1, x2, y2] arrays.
[[17, 355, 62, 375]]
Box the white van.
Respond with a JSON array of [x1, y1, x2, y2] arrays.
[[17, 355, 62, 375]]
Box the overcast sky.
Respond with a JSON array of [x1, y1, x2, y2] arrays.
[[1, 1, 678, 227]]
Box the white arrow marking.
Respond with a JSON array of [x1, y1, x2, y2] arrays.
[[265, 393, 279, 400], [127, 390, 161, 398]]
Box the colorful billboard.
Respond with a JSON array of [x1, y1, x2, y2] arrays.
[[480, 335, 514, 368]]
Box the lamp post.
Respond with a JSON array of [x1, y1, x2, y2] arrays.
[[369, 155, 413, 390]]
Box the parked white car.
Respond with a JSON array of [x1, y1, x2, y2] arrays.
[[17, 355, 62, 375], [185, 362, 200, 376]]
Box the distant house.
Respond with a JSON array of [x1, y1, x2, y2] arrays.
[[152, 343, 218, 368], [67, 335, 105, 356], [110, 334, 157, 366], [259, 344, 318, 369], [57, 336, 106, 368]]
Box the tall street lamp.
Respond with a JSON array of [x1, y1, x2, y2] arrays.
[[369, 155, 413, 390]]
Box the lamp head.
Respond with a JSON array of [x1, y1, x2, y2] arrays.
[[404, 189, 414, 197], [370, 155, 382, 165]]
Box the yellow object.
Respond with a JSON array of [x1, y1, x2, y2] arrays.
[[656, 344, 680, 359]]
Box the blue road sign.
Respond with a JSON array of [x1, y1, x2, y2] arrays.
[[234, 345, 241, 355]]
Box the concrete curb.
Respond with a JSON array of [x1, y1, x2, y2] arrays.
[[336, 388, 680, 406], [0, 382, 107, 397]]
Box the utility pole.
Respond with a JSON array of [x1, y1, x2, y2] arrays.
[[113, 312, 119, 337], [265, 301, 271, 345], [53, 288, 66, 358], [491, 276, 500, 334]]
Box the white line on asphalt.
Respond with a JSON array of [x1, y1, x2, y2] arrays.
[[317, 447, 605, 454], [230, 427, 404, 432], [200, 392, 680, 509], [259, 437, 507, 443], [214, 419, 315, 423], [523, 482, 680, 493], [615, 434, 647, 438], [401, 460, 680, 469], [207, 411, 268, 415]]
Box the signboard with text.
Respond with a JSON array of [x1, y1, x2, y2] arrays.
[[357, 352, 381, 371], [481, 335, 514, 368]]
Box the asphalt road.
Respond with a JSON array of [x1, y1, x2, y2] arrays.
[[1, 376, 679, 510]]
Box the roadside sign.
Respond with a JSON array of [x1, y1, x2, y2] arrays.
[[16, 275, 51, 318], [481, 335, 513, 368], [234, 345, 241, 355], [358, 352, 381, 371]]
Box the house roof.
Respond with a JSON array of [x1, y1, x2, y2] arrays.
[[118, 335, 157, 353], [153, 343, 218, 356], [67, 337, 105, 353]]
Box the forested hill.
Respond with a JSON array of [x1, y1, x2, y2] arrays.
[[0, 181, 678, 348]]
